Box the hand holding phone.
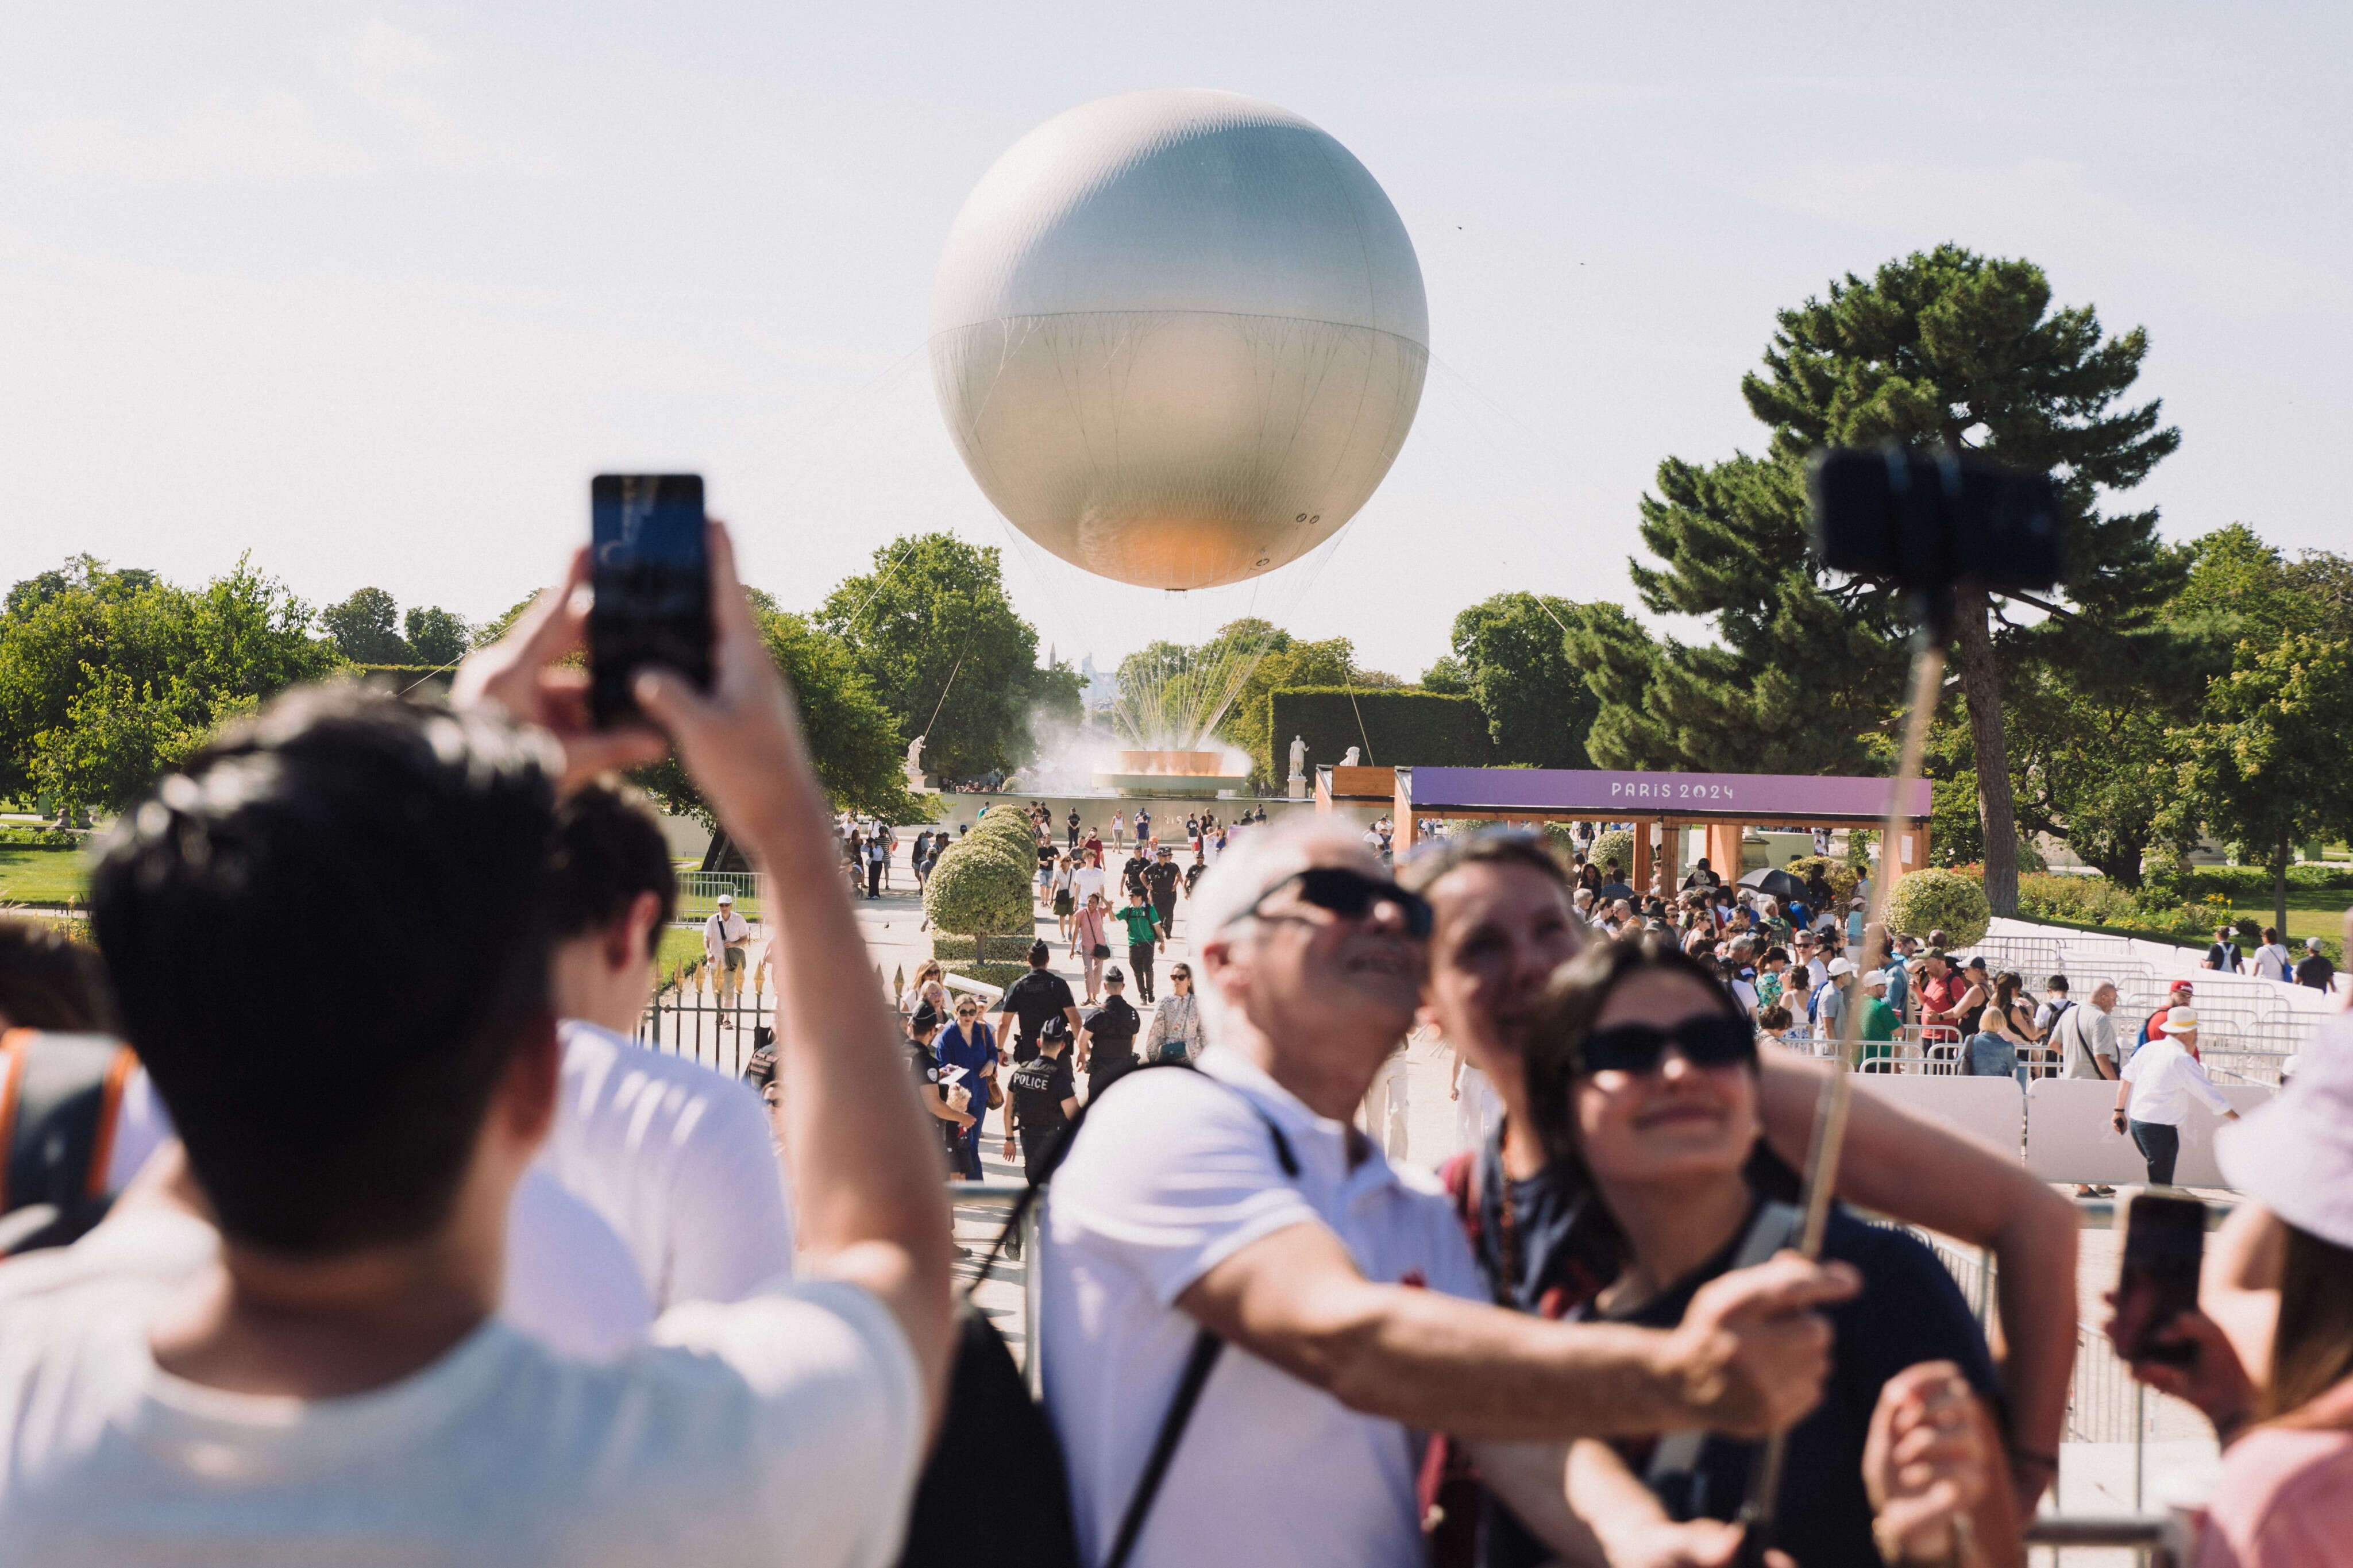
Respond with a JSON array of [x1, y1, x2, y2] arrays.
[[589, 474, 712, 728], [2113, 1192, 2208, 1366]]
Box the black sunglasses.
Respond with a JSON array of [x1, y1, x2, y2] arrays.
[[1577, 1013, 1757, 1075], [1233, 866, 1434, 938]]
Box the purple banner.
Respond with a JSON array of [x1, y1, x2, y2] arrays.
[[1404, 766, 1931, 822]]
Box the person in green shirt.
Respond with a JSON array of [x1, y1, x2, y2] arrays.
[[1858, 968, 1901, 1069], [1114, 887, 1166, 1002]]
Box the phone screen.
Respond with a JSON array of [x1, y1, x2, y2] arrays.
[[589, 474, 710, 727], [2117, 1191, 2207, 1364]]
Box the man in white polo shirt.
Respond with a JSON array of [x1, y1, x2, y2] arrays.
[[1040, 817, 1856, 1567], [2112, 1006, 2240, 1187]]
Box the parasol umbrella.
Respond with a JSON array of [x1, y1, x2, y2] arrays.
[[1737, 867, 1806, 904]]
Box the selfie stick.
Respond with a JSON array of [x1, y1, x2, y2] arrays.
[[1735, 623, 1946, 1559]]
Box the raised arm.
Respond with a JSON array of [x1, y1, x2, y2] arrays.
[[1176, 1221, 1854, 1443], [637, 524, 954, 1430], [1755, 1048, 2075, 1511]]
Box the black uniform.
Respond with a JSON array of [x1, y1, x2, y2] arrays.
[[1121, 853, 1151, 898], [1067, 810, 1081, 849], [1141, 859, 1182, 939], [1007, 1049, 1077, 1184], [907, 1036, 962, 1158], [1082, 995, 1143, 1098], [998, 967, 1076, 1064]]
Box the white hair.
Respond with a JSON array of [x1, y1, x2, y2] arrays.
[[1185, 814, 1379, 1037]]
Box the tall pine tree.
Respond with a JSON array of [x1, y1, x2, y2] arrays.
[[1586, 246, 2179, 913]]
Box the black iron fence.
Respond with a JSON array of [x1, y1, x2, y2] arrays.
[[635, 979, 773, 1078]]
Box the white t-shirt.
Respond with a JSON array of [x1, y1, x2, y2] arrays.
[[1040, 1049, 1485, 1568], [540, 1021, 797, 1313], [1073, 864, 1107, 906], [2253, 943, 2293, 982], [0, 1208, 920, 1568]]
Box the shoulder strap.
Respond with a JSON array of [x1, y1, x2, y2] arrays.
[[970, 1060, 1297, 1566], [1642, 1200, 1799, 1484]]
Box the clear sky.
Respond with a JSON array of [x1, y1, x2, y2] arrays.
[[4, 2, 2346, 681]]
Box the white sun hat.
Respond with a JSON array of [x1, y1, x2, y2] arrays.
[[2217, 1013, 2353, 1250], [2160, 1007, 2200, 1033]]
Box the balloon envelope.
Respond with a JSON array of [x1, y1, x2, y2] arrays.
[[931, 90, 1428, 590]]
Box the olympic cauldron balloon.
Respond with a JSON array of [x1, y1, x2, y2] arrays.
[[931, 90, 1428, 591]]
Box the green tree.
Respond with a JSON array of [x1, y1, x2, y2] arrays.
[[818, 534, 1059, 781], [635, 605, 924, 824], [0, 557, 341, 813], [1449, 592, 1602, 768], [1420, 654, 1472, 694], [1594, 246, 2180, 915], [321, 587, 412, 663], [2168, 634, 2353, 934], [1225, 634, 1360, 783], [402, 605, 472, 667]]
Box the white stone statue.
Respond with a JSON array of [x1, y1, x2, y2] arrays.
[[1287, 735, 1308, 800], [1341, 746, 1361, 767], [902, 734, 931, 793]]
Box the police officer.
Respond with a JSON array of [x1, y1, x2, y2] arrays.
[[1006, 1014, 1079, 1185], [1079, 967, 1144, 1099]]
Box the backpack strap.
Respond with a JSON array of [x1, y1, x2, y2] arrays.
[[1642, 1200, 1800, 1488], [966, 1059, 1298, 1567]]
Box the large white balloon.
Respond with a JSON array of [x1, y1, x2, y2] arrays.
[[931, 90, 1428, 591]]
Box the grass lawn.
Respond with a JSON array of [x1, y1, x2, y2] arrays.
[[657, 925, 707, 987], [2213, 885, 2351, 952], [0, 848, 88, 907]]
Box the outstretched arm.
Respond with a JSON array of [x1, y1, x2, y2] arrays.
[[1755, 1049, 2076, 1513], [1176, 1221, 1855, 1443]]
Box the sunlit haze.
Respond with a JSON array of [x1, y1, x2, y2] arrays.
[[5, 2, 2346, 678]]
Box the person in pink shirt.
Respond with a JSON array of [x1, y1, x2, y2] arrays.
[[2110, 1011, 2353, 1567]]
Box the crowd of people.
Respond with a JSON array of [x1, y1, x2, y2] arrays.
[[0, 532, 2346, 1566]]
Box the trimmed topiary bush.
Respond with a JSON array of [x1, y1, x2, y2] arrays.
[[1590, 829, 1634, 879], [1885, 868, 1991, 949], [923, 836, 1033, 957]]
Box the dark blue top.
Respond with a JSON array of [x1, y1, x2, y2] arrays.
[[1596, 1204, 2004, 1568]]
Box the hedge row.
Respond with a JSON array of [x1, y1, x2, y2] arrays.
[[2161, 864, 2353, 898], [1264, 687, 1491, 778]]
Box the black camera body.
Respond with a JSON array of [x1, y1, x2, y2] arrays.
[[1807, 446, 2066, 619]]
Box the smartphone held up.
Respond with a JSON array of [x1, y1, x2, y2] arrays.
[[588, 474, 713, 728], [2116, 1190, 2210, 1366]]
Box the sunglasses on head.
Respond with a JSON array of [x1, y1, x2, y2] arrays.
[[1577, 1013, 1757, 1075], [1233, 866, 1434, 938]]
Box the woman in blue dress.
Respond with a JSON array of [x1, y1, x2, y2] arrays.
[[935, 993, 998, 1179]]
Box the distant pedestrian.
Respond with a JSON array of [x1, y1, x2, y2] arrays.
[[1142, 843, 1183, 940], [2252, 926, 2294, 983], [1006, 1014, 1078, 1185], [1071, 892, 1110, 1003], [1066, 808, 1081, 850], [1109, 810, 1124, 849], [2112, 1007, 2240, 1185], [2295, 937, 2338, 994], [703, 893, 753, 1020], [1115, 887, 1163, 1002], [1052, 854, 1078, 940], [936, 995, 997, 1180], [865, 830, 885, 898], [2202, 925, 2241, 972], [1143, 962, 1205, 1064], [1078, 968, 1142, 1098]]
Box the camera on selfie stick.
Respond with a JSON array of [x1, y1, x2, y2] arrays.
[[1734, 446, 2065, 1566]]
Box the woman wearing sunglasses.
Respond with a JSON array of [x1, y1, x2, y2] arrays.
[[1399, 833, 2080, 1551], [936, 996, 998, 1181], [1524, 938, 2019, 1568]]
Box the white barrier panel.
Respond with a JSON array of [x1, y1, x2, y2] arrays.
[[2024, 1078, 2273, 1187], [1854, 1073, 2024, 1157]]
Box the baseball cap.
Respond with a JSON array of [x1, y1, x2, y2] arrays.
[[1827, 957, 1857, 978], [909, 1002, 942, 1034], [2161, 1007, 2201, 1033], [2171, 979, 2195, 995], [2217, 1013, 2353, 1249], [716, 893, 734, 905], [1862, 969, 1889, 990]]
